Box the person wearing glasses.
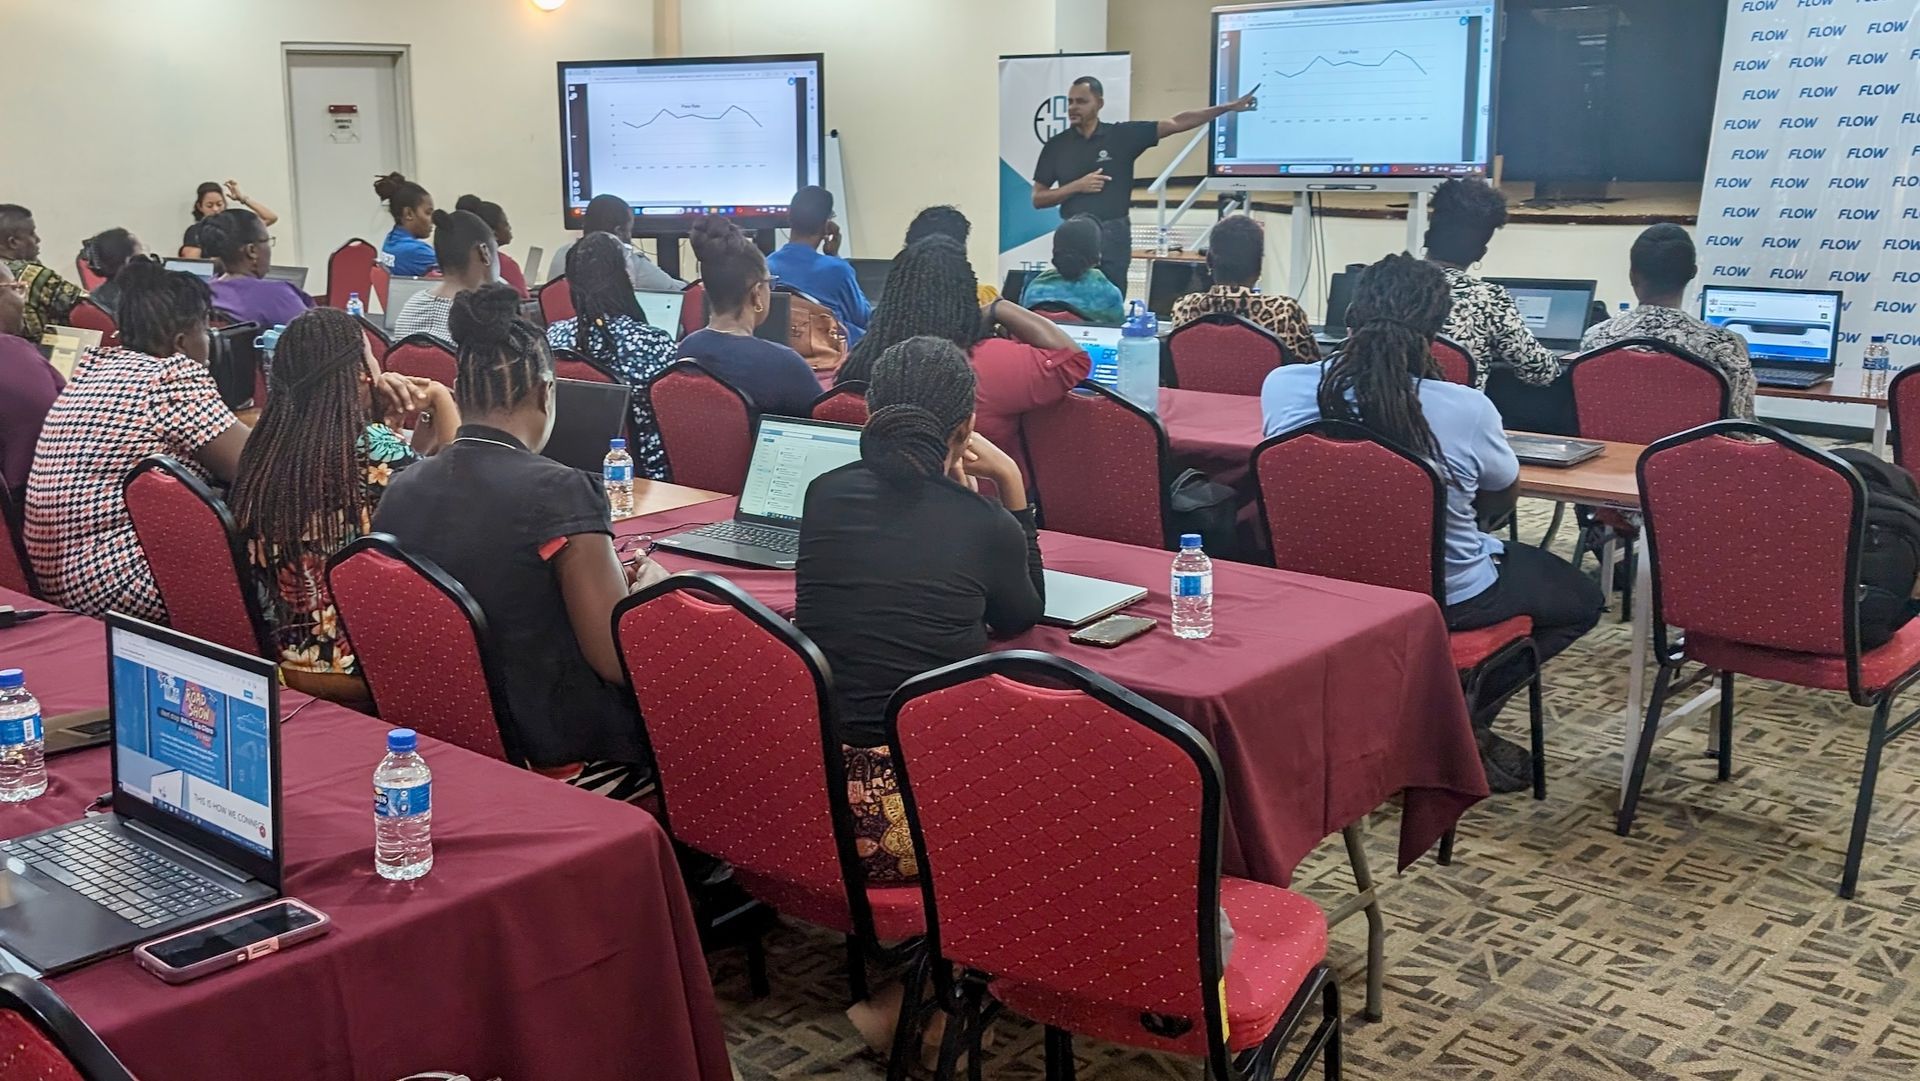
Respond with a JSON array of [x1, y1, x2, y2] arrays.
[[674, 217, 824, 418], [198, 209, 312, 329]]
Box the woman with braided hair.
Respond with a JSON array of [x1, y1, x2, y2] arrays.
[[543, 232, 674, 479], [798, 335, 1044, 884], [837, 235, 1088, 484], [376, 284, 669, 769], [1262, 253, 1600, 793], [230, 307, 456, 705]]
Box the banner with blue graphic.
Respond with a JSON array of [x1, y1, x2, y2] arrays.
[[1701, 0, 1920, 393], [998, 53, 1132, 284]]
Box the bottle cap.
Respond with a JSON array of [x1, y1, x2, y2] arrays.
[[387, 728, 418, 753], [0, 669, 21, 690], [1872, 335, 1887, 343], [1123, 299, 1157, 337], [609, 438, 626, 450], [1180, 533, 1203, 549]]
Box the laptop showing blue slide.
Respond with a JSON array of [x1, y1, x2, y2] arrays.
[[1701, 284, 1842, 389], [0, 615, 280, 975]]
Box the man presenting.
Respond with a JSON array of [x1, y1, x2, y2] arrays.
[[1031, 77, 1256, 292]]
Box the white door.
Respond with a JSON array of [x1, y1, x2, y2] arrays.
[[285, 50, 409, 276]]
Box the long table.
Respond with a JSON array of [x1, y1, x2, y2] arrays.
[[0, 589, 733, 1081]]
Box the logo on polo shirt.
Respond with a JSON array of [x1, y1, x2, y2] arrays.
[[1033, 95, 1071, 143], [1097, 149, 1111, 162]]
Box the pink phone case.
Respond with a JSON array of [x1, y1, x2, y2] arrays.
[[133, 898, 331, 984]]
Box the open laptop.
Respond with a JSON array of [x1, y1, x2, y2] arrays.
[[1485, 278, 1598, 353], [162, 258, 216, 283], [383, 277, 437, 331], [1061, 324, 1125, 390], [699, 290, 791, 344], [1002, 268, 1040, 305], [654, 417, 864, 569], [1041, 570, 1148, 628], [1146, 260, 1207, 321], [264, 265, 309, 291], [1701, 284, 1843, 389], [542, 378, 634, 473], [0, 616, 280, 975], [1507, 434, 1605, 468], [635, 290, 686, 338], [848, 258, 892, 304], [524, 245, 546, 284]]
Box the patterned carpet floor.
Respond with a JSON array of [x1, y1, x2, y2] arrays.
[[708, 493, 1920, 1080]]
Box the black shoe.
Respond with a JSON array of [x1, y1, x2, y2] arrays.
[[1476, 729, 1535, 795]]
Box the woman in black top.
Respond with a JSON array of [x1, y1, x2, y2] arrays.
[[374, 284, 669, 769], [796, 335, 1044, 882]]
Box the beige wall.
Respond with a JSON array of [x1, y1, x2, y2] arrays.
[[2, 0, 656, 274], [1108, 0, 1217, 183]]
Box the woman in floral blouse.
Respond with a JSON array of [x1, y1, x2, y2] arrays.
[[228, 307, 459, 706], [544, 233, 676, 479], [1425, 178, 1563, 389]]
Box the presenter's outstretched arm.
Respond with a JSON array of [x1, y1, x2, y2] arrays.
[[1157, 91, 1258, 140]]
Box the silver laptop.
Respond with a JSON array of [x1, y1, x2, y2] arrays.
[[1041, 570, 1148, 628], [636, 291, 686, 338], [1507, 434, 1605, 467], [524, 245, 546, 284], [163, 258, 216, 282], [0, 616, 281, 975], [265, 265, 309, 291], [384, 277, 437, 331], [654, 416, 864, 569]]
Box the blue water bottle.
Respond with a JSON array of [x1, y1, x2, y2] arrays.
[[1117, 300, 1160, 414]]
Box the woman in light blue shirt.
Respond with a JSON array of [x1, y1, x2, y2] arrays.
[[373, 172, 437, 277], [1018, 215, 1126, 324], [1260, 254, 1600, 791]]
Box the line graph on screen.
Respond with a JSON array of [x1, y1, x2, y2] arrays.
[[1231, 24, 1470, 162], [590, 77, 799, 203]]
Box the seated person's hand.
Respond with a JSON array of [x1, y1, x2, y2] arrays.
[[960, 432, 1020, 488], [627, 556, 670, 593], [374, 372, 434, 422]]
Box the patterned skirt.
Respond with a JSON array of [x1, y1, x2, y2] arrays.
[[842, 745, 919, 883]]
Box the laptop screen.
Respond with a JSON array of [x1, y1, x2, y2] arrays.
[[635, 291, 685, 337], [109, 622, 276, 860], [1486, 279, 1596, 345], [1700, 285, 1841, 368], [384, 278, 437, 331], [1062, 324, 1124, 388], [1146, 260, 1206, 321], [738, 417, 865, 524], [163, 258, 216, 282]]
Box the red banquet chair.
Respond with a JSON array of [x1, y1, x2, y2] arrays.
[[122, 456, 273, 659], [0, 486, 38, 598], [1028, 301, 1089, 324], [1622, 421, 1920, 899], [1429, 334, 1478, 387], [325, 238, 379, 310], [888, 651, 1342, 1081], [1253, 420, 1545, 798], [1023, 383, 1173, 550], [0, 972, 137, 1081], [384, 334, 458, 427], [357, 316, 393, 363], [74, 253, 106, 292], [1166, 312, 1294, 396], [368, 263, 390, 309], [552, 348, 621, 385], [537, 276, 577, 325], [65, 300, 119, 346], [1889, 364, 1920, 478], [613, 574, 926, 1016], [680, 280, 708, 339], [810, 381, 870, 426], [326, 534, 527, 765], [649, 360, 757, 493]]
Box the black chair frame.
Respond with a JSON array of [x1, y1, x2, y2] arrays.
[[0, 972, 136, 1081]]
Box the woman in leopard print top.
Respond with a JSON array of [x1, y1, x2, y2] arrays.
[[1425, 179, 1562, 389]]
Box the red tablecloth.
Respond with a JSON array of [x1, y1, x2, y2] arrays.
[[626, 504, 1486, 884], [0, 590, 732, 1081], [1159, 387, 1263, 488]]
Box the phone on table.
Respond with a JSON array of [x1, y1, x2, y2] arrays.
[[134, 899, 331, 984], [1069, 614, 1157, 648]]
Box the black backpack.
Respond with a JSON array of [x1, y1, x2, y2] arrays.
[[1831, 449, 1920, 649]]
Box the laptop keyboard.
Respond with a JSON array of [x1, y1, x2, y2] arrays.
[[1755, 367, 1829, 388], [10, 821, 240, 928], [687, 520, 799, 555]]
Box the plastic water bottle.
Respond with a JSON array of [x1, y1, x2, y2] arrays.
[[604, 437, 635, 517], [1865, 336, 1892, 398], [1171, 534, 1214, 640], [0, 670, 45, 803], [345, 292, 365, 319], [1619, 301, 1632, 317], [1117, 300, 1161, 414], [374, 728, 433, 881]]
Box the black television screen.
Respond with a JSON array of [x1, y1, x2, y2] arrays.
[[1496, 0, 1723, 185], [557, 54, 825, 235]]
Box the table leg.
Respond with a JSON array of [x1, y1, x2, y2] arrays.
[[1326, 823, 1385, 1022], [1619, 532, 1654, 806], [1874, 405, 1890, 457]]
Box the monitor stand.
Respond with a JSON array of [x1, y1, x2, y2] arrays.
[[1521, 180, 1623, 209]]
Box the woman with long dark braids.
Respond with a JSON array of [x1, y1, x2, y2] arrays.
[[230, 308, 456, 706], [837, 236, 1088, 484], [376, 284, 668, 771], [543, 233, 674, 478], [1263, 253, 1600, 793]]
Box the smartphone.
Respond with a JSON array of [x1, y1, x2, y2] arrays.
[[134, 899, 331, 984], [1070, 614, 1157, 648]]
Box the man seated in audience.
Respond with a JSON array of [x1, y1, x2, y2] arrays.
[[79, 228, 144, 320], [904, 205, 999, 304], [548, 194, 681, 293], [0, 204, 85, 341], [0, 262, 63, 504], [838, 236, 1088, 485], [1018, 215, 1125, 324], [767, 186, 871, 344], [1581, 223, 1756, 420], [200, 210, 314, 329], [25, 261, 250, 620], [230, 308, 454, 706], [676, 217, 825, 418], [1262, 253, 1601, 793], [392, 209, 498, 343], [1171, 214, 1319, 363], [375, 285, 669, 771]]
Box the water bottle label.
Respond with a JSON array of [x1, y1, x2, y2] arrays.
[[0, 714, 39, 748], [1173, 572, 1212, 598], [605, 463, 632, 483], [375, 782, 431, 818]]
